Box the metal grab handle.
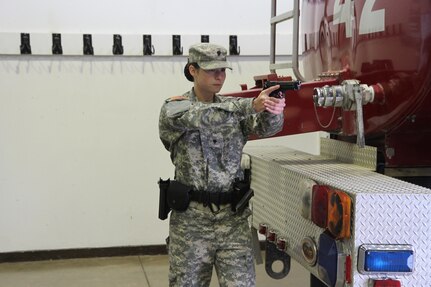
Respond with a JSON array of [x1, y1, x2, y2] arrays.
[[270, 0, 305, 82]]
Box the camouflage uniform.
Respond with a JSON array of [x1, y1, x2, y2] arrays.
[[159, 43, 284, 287]]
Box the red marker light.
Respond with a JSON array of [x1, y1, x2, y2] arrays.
[[267, 230, 277, 243], [276, 237, 287, 251], [373, 279, 401, 287], [311, 185, 330, 228], [345, 255, 352, 284], [259, 223, 268, 235]]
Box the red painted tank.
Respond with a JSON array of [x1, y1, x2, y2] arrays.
[[298, 0, 431, 169], [228, 0, 431, 171], [301, 0, 431, 138]]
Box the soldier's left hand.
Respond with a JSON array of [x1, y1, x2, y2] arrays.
[[264, 96, 285, 114]]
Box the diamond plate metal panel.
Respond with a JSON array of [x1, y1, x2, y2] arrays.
[[320, 137, 377, 170], [245, 145, 431, 286], [354, 193, 431, 285]]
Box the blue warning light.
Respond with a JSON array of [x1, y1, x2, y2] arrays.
[[358, 244, 414, 274]]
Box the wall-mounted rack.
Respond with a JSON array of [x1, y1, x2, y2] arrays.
[[0, 33, 293, 56]]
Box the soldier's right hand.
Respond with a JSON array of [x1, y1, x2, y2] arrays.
[[253, 85, 286, 114]]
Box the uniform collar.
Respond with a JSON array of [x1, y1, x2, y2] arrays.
[[189, 88, 222, 103]]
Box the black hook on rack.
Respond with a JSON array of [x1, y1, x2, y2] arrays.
[[172, 35, 183, 55], [52, 33, 63, 55], [201, 35, 209, 43], [143, 35, 155, 55], [112, 34, 124, 55], [83, 34, 94, 55], [20, 33, 32, 55], [229, 35, 240, 55]]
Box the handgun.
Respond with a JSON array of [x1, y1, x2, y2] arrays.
[[263, 80, 301, 98]]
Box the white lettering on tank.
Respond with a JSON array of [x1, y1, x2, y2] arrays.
[[333, 0, 385, 38]]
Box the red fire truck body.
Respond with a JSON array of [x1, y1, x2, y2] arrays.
[[229, 1, 431, 286]]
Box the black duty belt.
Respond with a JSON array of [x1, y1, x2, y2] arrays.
[[190, 190, 232, 206], [158, 178, 252, 217]]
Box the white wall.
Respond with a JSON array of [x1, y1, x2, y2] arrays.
[[1, 0, 275, 34], [0, 0, 319, 252], [0, 0, 294, 56]]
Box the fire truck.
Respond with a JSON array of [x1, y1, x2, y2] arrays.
[[228, 0, 431, 286]]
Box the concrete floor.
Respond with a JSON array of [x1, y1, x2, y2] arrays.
[[0, 253, 310, 286]]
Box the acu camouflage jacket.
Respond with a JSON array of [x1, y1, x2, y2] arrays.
[[159, 88, 284, 194]]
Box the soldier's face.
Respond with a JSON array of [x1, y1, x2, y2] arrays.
[[191, 66, 226, 94]]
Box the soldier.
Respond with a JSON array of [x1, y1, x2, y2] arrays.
[[158, 43, 285, 287]]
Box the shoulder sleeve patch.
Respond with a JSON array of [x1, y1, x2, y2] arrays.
[[165, 99, 191, 117], [165, 95, 188, 103]]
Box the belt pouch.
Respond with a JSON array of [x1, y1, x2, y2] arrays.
[[167, 180, 191, 211]]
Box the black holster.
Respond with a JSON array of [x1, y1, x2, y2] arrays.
[[231, 178, 254, 214], [158, 178, 192, 220], [158, 178, 171, 220]]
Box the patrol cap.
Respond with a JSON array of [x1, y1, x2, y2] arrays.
[[188, 43, 232, 70]]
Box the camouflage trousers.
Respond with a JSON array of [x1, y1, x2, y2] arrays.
[[168, 201, 256, 287]]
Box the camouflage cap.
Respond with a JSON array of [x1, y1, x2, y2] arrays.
[[188, 43, 232, 70]]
